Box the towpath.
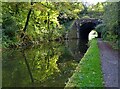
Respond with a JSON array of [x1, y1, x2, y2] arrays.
[[98, 39, 119, 88]]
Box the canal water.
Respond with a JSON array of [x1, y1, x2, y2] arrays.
[[2, 39, 88, 87]]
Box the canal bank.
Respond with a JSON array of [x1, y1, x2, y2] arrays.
[[65, 39, 104, 87]]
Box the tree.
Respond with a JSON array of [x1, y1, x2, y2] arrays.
[[102, 2, 119, 48]]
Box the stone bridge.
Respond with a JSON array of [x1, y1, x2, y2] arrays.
[[67, 18, 102, 40]]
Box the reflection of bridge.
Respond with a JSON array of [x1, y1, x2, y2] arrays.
[[64, 18, 102, 60], [67, 18, 102, 40], [65, 39, 88, 61]]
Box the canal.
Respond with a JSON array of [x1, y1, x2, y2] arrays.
[[2, 39, 88, 87]]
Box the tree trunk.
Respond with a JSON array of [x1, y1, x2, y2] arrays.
[[22, 50, 34, 83], [21, 2, 33, 38], [47, 12, 50, 30]]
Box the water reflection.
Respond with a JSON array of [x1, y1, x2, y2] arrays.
[[2, 39, 87, 87], [65, 39, 88, 61]]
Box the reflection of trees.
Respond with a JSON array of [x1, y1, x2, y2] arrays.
[[22, 50, 34, 83], [3, 41, 81, 87], [2, 42, 61, 87], [2, 50, 30, 87], [23, 42, 61, 83]]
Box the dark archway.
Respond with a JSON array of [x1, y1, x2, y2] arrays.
[[79, 22, 96, 39], [67, 18, 102, 40], [78, 18, 102, 40]]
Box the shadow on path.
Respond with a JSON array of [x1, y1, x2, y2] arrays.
[[98, 38, 119, 87]]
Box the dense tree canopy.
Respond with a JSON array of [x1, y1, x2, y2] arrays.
[[96, 2, 119, 48], [2, 2, 119, 49], [2, 2, 85, 47]]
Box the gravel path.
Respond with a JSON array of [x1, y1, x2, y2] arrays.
[[98, 39, 119, 87]]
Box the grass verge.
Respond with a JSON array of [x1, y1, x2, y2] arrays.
[[65, 39, 104, 88]]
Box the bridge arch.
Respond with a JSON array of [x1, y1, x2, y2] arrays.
[[68, 18, 102, 40]]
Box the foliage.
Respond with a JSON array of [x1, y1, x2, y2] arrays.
[[2, 2, 85, 48], [102, 2, 119, 49], [2, 2, 119, 49], [79, 2, 105, 19], [95, 24, 105, 38], [57, 2, 84, 24], [65, 39, 104, 87]]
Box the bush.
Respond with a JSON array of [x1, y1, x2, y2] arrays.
[[95, 24, 105, 33], [2, 14, 19, 39], [2, 13, 19, 47], [95, 24, 106, 39], [102, 2, 119, 49]]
